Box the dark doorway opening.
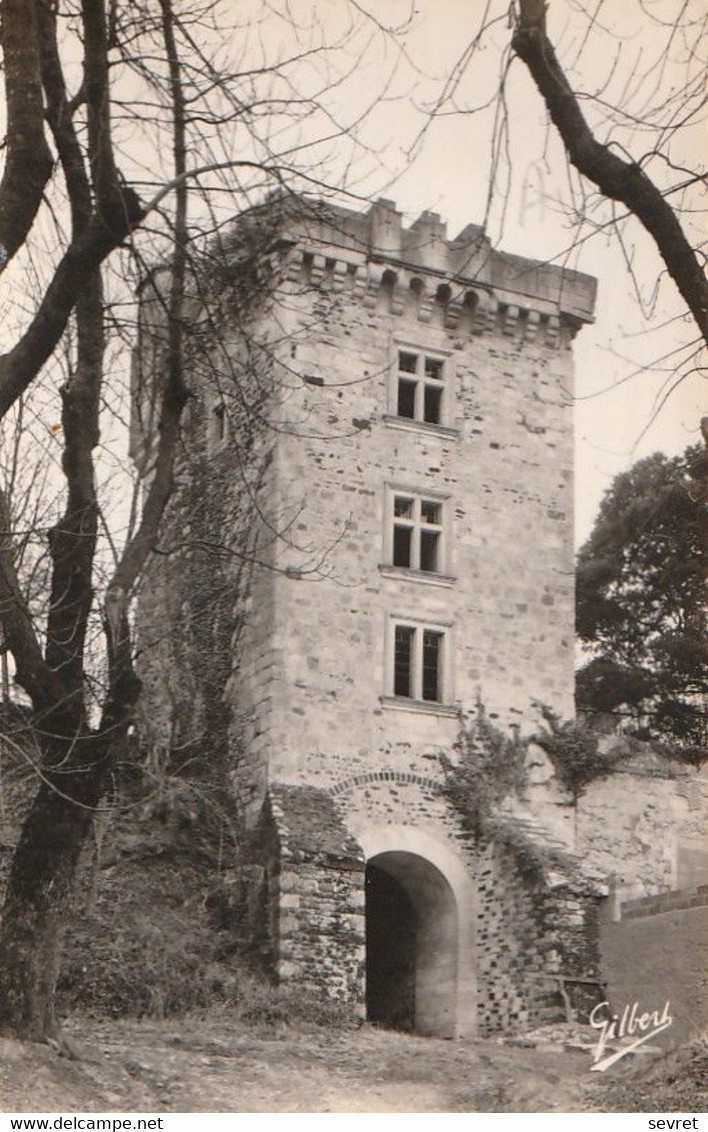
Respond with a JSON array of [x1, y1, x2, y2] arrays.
[[364, 850, 458, 1037], [365, 861, 417, 1031]]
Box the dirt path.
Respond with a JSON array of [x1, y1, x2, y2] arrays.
[[0, 1017, 615, 1113]]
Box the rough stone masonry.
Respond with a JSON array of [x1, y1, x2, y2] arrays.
[[132, 196, 708, 1040]]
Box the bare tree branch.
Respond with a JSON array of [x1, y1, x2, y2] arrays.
[[512, 0, 708, 344], [0, 201, 143, 421], [0, 490, 55, 713], [101, 0, 190, 740]]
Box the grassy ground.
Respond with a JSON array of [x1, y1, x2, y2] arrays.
[[1, 1016, 706, 1113]]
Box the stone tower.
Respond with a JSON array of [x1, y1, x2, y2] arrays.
[[133, 196, 600, 1038]]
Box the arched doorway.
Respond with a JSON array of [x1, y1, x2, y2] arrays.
[[365, 850, 458, 1037], [357, 824, 478, 1038]]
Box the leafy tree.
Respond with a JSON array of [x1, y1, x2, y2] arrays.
[[576, 443, 707, 749]]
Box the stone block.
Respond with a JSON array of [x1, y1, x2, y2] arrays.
[[278, 960, 302, 980]]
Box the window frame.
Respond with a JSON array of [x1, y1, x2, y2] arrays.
[[384, 614, 454, 708], [383, 484, 453, 580], [388, 342, 454, 429], [207, 395, 229, 452]]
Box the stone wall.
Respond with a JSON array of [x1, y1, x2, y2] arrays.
[[523, 741, 708, 902], [134, 271, 281, 814], [238, 774, 605, 1037], [331, 772, 472, 855], [474, 834, 604, 1034], [130, 197, 609, 1038], [194, 197, 596, 818], [242, 784, 366, 1005], [577, 752, 708, 903], [254, 259, 580, 791], [133, 197, 595, 823]]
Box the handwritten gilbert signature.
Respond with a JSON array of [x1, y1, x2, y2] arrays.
[[589, 999, 673, 1072]]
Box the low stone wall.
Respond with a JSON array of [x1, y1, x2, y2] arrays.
[[241, 784, 366, 1007], [525, 742, 708, 903], [600, 886, 708, 1046]]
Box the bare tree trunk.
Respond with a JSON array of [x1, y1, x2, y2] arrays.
[[0, 634, 8, 705], [0, 0, 53, 272], [0, 0, 367, 1044], [0, 748, 105, 1039]]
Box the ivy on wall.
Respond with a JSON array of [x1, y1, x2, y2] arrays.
[[443, 701, 627, 879], [442, 701, 529, 829], [442, 703, 573, 881], [532, 703, 625, 801]]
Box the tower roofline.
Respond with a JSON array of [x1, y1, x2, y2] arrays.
[[258, 194, 597, 325]]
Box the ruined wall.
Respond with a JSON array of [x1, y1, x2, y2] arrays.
[[577, 753, 708, 902], [248, 785, 366, 1003], [521, 740, 708, 903], [475, 838, 603, 1034], [271, 774, 602, 1036], [475, 837, 557, 1034]]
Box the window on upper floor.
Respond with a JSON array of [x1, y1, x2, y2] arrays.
[[208, 399, 228, 450], [391, 493, 444, 574], [395, 349, 446, 425], [392, 621, 446, 703]]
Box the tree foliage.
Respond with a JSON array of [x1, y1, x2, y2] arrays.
[[576, 444, 707, 748], [533, 704, 623, 800]]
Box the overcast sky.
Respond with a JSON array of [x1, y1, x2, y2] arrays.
[[321, 0, 706, 543]]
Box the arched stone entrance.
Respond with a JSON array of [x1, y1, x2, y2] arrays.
[[358, 825, 477, 1038], [366, 850, 458, 1036]]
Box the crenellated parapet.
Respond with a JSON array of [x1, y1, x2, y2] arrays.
[[284, 244, 579, 349], [276, 197, 596, 349]]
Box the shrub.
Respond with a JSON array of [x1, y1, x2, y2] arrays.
[[58, 904, 238, 1019], [533, 703, 623, 799], [230, 974, 356, 1030], [443, 703, 581, 881], [442, 701, 528, 832]]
